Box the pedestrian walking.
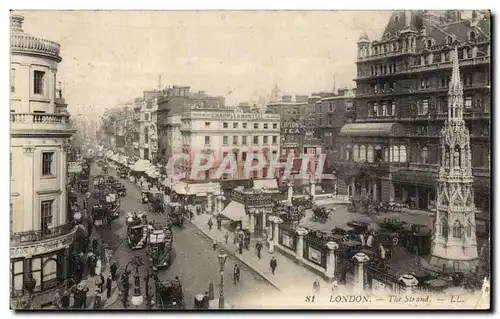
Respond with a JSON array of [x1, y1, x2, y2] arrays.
[[106, 275, 113, 299], [208, 218, 213, 231], [255, 241, 263, 259], [313, 279, 320, 294], [224, 232, 229, 244], [61, 290, 70, 309], [216, 216, 222, 231], [270, 257, 277, 275], [212, 238, 218, 251], [238, 239, 243, 254], [52, 290, 61, 309], [110, 261, 118, 281], [233, 264, 240, 285]]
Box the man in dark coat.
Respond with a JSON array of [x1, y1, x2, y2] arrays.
[[255, 241, 263, 259], [207, 218, 213, 231], [233, 264, 240, 285], [61, 290, 70, 309], [216, 216, 222, 231], [110, 261, 118, 281], [202, 291, 210, 309], [270, 257, 277, 275], [106, 275, 113, 299]]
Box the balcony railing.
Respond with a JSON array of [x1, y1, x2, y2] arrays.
[[333, 160, 389, 169], [357, 48, 415, 62], [407, 163, 439, 173], [11, 223, 75, 244], [411, 56, 490, 72], [11, 113, 73, 131], [11, 33, 61, 61]]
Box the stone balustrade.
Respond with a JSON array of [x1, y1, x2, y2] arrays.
[[11, 33, 61, 60], [11, 223, 75, 245], [10, 113, 74, 132]]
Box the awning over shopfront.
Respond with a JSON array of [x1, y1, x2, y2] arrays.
[[339, 122, 405, 137], [253, 179, 278, 190], [145, 166, 160, 178], [392, 171, 437, 187], [220, 201, 248, 223], [171, 181, 221, 196], [105, 150, 113, 158], [130, 159, 151, 172], [172, 181, 195, 195]]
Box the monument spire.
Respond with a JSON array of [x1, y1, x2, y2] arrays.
[[448, 47, 464, 121]]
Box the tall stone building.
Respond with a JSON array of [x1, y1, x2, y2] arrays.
[[10, 14, 76, 306], [430, 47, 478, 271], [334, 10, 490, 215]]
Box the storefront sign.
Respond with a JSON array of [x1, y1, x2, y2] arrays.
[[188, 111, 279, 121], [10, 227, 77, 259], [246, 194, 273, 207], [281, 121, 304, 135]]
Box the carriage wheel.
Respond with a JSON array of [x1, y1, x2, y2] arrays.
[[392, 237, 399, 245]]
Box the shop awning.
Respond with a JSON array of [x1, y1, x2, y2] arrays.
[[131, 159, 151, 172], [392, 171, 437, 187], [253, 179, 278, 190], [119, 155, 128, 165], [339, 122, 405, 137], [146, 166, 160, 178], [172, 181, 195, 195], [220, 201, 248, 222], [105, 150, 113, 158]]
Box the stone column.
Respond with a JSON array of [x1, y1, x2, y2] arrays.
[[207, 192, 212, 214], [248, 210, 255, 234], [287, 182, 294, 203], [373, 181, 378, 201], [296, 227, 309, 261], [269, 216, 283, 253], [325, 241, 339, 281], [399, 274, 418, 297], [310, 177, 316, 198], [352, 252, 370, 294], [262, 209, 267, 233]]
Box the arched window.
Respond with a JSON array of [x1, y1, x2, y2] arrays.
[[367, 145, 374, 163], [360, 145, 366, 162], [447, 36, 453, 45], [391, 145, 399, 162], [469, 30, 476, 41], [399, 145, 407, 162], [421, 147, 429, 164], [345, 145, 352, 160], [453, 220, 462, 238], [441, 218, 448, 237], [353, 145, 359, 162], [466, 220, 472, 237], [426, 39, 433, 47], [384, 148, 389, 162]]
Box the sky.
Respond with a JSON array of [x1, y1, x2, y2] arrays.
[[15, 10, 393, 117]]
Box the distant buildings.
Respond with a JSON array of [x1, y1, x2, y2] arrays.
[[10, 14, 76, 304]]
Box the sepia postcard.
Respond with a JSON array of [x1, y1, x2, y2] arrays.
[[9, 9, 491, 310]]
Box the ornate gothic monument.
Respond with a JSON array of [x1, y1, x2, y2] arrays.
[[429, 47, 479, 271]]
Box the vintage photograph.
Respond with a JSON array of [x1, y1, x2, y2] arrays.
[[9, 10, 491, 310]]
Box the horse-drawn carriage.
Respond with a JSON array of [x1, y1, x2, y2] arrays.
[[155, 279, 184, 309], [79, 179, 89, 193], [312, 205, 335, 222], [148, 222, 173, 270], [291, 195, 313, 210], [118, 167, 127, 179], [126, 211, 148, 250], [166, 202, 184, 226], [148, 191, 165, 215], [113, 181, 126, 197]]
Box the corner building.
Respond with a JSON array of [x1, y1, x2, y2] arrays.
[[10, 14, 76, 305], [334, 10, 490, 215]]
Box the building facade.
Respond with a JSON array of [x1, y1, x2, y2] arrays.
[[333, 10, 490, 214], [179, 110, 281, 181], [10, 14, 76, 303], [139, 93, 159, 162]]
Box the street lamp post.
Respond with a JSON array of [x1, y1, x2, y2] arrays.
[[131, 266, 144, 308], [217, 250, 228, 309]]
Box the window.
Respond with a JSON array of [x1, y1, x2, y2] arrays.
[[421, 147, 429, 164], [263, 136, 269, 144], [242, 136, 247, 145], [11, 260, 23, 295], [42, 256, 57, 289], [465, 96, 472, 109], [466, 220, 472, 237], [205, 136, 210, 145], [453, 221, 462, 238], [41, 200, 53, 234], [233, 122, 238, 129], [420, 78, 429, 89], [441, 218, 448, 237], [359, 145, 366, 162], [469, 31, 476, 41], [263, 123, 268, 129], [34, 71, 45, 95], [11, 69, 15, 93], [205, 122, 211, 127], [447, 36, 453, 45], [253, 123, 259, 129], [144, 113, 150, 121], [253, 136, 259, 145], [426, 39, 432, 48], [329, 102, 333, 111], [373, 103, 378, 116], [367, 145, 374, 163], [42, 152, 54, 176], [144, 127, 149, 143], [243, 123, 248, 129], [353, 145, 359, 162], [419, 100, 429, 115], [391, 145, 399, 162], [223, 136, 229, 145], [272, 123, 278, 129], [223, 122, 228, 129], [242, 152, 247, 161], [391, 101, 396, 116], [382, 104, 388, 116], [399, 145, 407, 162], [233, 136, 238, 145]]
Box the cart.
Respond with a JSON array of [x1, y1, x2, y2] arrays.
[[141, 190, 150, 204], [166, 202, 184, 226]]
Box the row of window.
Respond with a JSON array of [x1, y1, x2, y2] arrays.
[[344, 145, 407, 163], [221, 135, 278, 146], [440, 219, 473, 238], [11, 151, 55, 177], [368, 101, 397, 117], [220, 122, 279, 130], [221, 150, 279, 162], [11, 254, 59, 295]]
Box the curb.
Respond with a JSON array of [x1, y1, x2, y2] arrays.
[[186, 218, 282, 292]]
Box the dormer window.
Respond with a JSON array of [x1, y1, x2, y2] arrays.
[[396, 30, 401, 37], [394, 15, 400, 22], [446, 36, 453, 45], [426, 39, 433, 48]]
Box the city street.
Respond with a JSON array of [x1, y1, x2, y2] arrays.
[[89, 165, 280, 309]]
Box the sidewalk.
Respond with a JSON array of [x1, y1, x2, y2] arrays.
[[187, 213, 336, 296]]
